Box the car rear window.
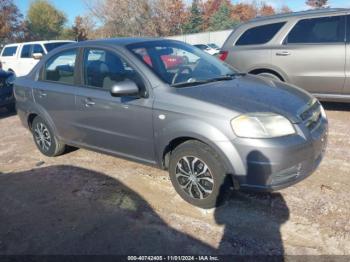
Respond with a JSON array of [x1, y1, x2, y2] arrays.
[[236, 22, 286, 46], [1, 46, 18, 57], [21, 45, 32, 58], [348, 15, 350, 42], [33, 44, 45, 54], [286, 16, 345, 44]]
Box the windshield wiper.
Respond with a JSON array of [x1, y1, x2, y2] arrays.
[[225, 72, 246, 77], [171, 73, 246, 88], [171, 80, 212, 88]]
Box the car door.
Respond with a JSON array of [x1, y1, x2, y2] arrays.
[[73, 47, 156, 164], [18, 44, 37, 76], [32, 48, 78, 142], [272, 15, 346, 94], [0, 45, 19, 73], [344, 15, 350, 95]]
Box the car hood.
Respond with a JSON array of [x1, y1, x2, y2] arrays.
[[0, 70, 13, 78], [174, 74, 313, 123]]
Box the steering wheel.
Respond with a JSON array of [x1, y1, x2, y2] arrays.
[[172, 66, 193, 85]]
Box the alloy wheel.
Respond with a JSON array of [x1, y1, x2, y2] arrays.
[[33, 122, 52, 152], [175, 156, 214, 200]]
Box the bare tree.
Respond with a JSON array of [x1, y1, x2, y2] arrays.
[[279, 5, 292, 13], [152, 0, 187, 36], [72, 15, 96, 41], [84, 0, 157, 37], [306, 0, 328, 8], [0, 0, 23, 43], [259, 3, 275, 16], [231, 3, 258, 22]]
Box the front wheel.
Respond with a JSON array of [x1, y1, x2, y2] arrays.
[[169, 141, 231, 209], [31, 116, 66, 157]]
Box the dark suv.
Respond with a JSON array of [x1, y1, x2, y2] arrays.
[[0, 68, 15, 111]]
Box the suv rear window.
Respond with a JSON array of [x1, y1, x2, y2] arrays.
[[21, 45, 32, 58], [286, 16, 345, 44], [1, 46, 18, 57], [236, 22, 286, 46]]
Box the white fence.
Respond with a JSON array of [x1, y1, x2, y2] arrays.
[[165, 29, 233, 48]]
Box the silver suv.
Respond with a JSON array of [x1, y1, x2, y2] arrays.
[[220, 8, 350, 102], [14, 38, 328, 208]]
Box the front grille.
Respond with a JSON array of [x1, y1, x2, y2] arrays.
[[299, 99, 322, 131]]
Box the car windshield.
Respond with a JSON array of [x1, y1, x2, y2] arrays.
[[44, 42, 73, 53], [127, 41, 237, 87], [208, 43, 219, 49]]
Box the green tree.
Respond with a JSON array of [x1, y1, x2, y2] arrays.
[[208, 2, 238, 31], [183, 0, 203, 34], [27, 0, 67, 40]]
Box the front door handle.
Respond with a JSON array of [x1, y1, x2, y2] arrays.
[[38, 90, 47, 98], [83, 98, 95, 107], [276, 51, 291, 56]]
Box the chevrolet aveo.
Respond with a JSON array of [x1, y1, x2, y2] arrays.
[[14, 38, 328, 208]]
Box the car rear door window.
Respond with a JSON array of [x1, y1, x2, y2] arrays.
[[44, 49, 77, 85], [33, 44, 45, 54], [347, 15, 350, 42], [21, 45, 32, 58], [236, 22, 286, 46], [286, 16, 345, 44], [83, 48, 144, 91], [1, 46, 18, 57]]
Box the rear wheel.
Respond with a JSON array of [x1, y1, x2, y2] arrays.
[[169, 140, 231, 209], [31, 116, 66, 157]]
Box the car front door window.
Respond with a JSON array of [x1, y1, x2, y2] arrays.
[[83, 48, 144, 92], [44, 49, 77, 85]]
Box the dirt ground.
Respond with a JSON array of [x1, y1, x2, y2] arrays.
[[0, 103, 349, 255]]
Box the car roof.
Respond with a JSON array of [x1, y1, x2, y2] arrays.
[[73, 37, 169, 48], [3, 40, 75, 47], [249, 8, 350, 23]]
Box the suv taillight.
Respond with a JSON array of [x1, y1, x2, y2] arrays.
[[219, 51, 228, 61]]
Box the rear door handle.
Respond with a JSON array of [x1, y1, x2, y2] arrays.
[[276, 51, 291, 56], [83, 98, 95, 107]]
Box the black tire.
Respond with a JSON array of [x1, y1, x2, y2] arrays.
[[257, 72, 282, 82], [169, 140, 231, 209], [31, 116, 66, 157]]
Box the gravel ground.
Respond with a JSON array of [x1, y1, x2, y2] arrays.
[[0, 102, 349, 255]]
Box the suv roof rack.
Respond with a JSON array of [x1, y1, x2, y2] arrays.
[[250, 8, 350, 22]]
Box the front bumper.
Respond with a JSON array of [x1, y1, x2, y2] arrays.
[[0, 89, 14, 107], [231, 113, 328, 191]]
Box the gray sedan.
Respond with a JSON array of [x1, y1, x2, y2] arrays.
[[14, 38, 328, 208]]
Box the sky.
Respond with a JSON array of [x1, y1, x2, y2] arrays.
[[14, 0, 350, 25]]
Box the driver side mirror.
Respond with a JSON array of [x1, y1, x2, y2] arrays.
[[110, 79, 139, 97], [32, 53, 43, 60]]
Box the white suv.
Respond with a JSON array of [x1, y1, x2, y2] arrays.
[[0, 40, 75, 76]]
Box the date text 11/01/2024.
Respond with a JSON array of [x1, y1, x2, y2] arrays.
[[127, 256, 219, 261]]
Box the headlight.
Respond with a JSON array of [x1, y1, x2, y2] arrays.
[[231, 113, 295, 138], [6, 75, 15, 85]]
